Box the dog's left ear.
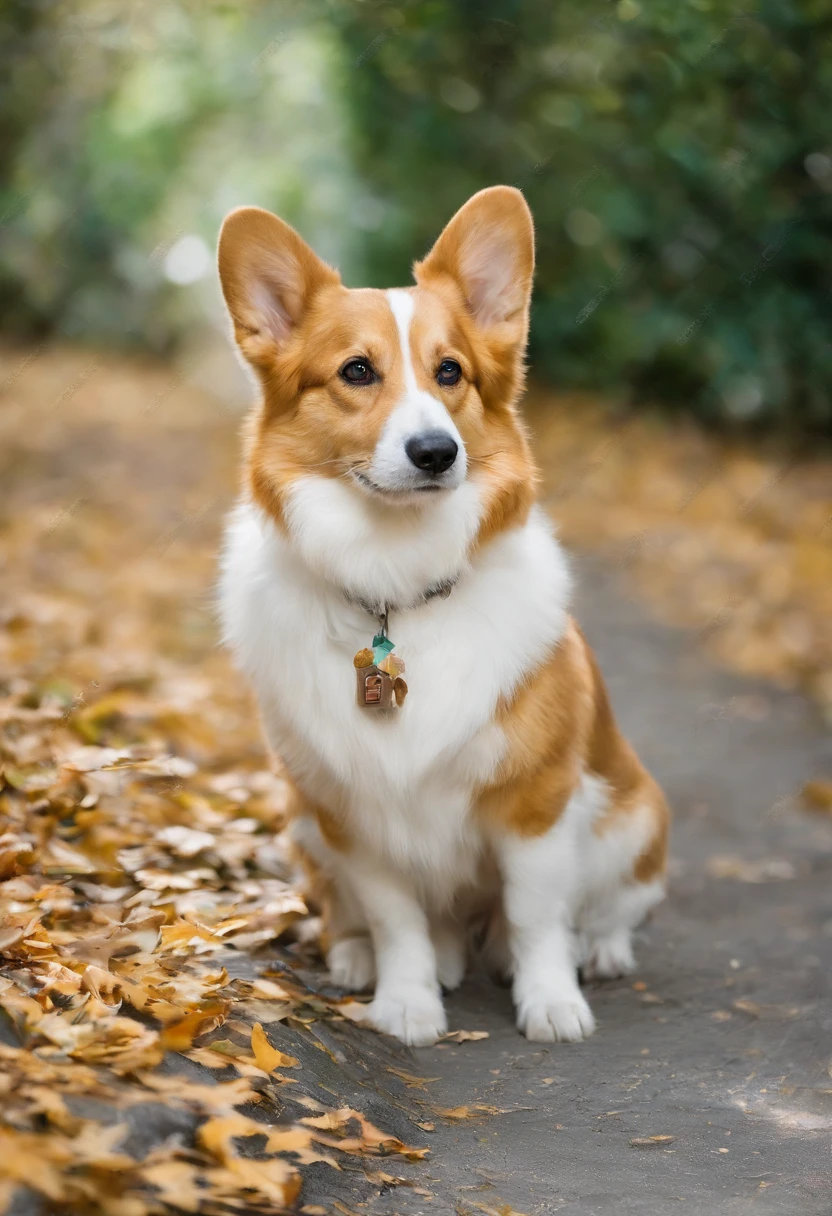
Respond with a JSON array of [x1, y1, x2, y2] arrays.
[[415, 186, 534, 338]]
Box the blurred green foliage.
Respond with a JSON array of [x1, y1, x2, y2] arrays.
[[334, 0, 832, 431], [0, 1, 361, 353], [2, 0, 831, 429]]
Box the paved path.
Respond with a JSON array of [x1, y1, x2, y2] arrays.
[[302, 554, 832, 1215]]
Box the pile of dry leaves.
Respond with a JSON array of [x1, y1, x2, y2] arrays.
[[0, 672, 438, 1215], [0, 346, 432, 1214]]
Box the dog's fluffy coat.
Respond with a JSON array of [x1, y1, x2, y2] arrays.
[[218, 187, 669, 1046]]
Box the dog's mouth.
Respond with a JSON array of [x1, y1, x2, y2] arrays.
[[351, 470, 449, 498]]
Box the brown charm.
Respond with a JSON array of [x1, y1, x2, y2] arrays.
[[356, 664, 394, 709], [354, 633, 405, 712]]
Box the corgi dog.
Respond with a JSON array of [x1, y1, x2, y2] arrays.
[[217, 187, 669, 1047]]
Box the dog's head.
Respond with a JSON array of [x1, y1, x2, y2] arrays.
[[218, 187, 538, 602]]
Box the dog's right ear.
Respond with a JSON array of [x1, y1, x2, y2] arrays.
[[218, 207, 340, 369]]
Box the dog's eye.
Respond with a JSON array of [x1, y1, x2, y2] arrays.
[[436, 359, 462, 387], [340, 359, 376, 386]]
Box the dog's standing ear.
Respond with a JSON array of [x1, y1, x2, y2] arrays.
[[414, 186, 535, 339], [218, 207, 341, 369]]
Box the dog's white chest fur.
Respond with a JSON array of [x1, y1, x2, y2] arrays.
[[220, 486, 571, 893]]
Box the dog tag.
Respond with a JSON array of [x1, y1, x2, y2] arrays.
[[356, 664, 394, 709], [354, 639, 404, 711]]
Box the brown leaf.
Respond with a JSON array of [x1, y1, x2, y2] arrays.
[[157, 919, 223, 955], [801, 779, 832, 814], [301, 1107, 430, 1160], [159, 1003, 228, 1051], [706, 855, 795, 883], [140, 1160, 205, 1212], [732, 999, 801, 1020], [434, 1104, 503, 1121], [80, 964, 123, 1006], [440, 1029, 490, 1043], [36, 1011, 164, 1073], [386, 1066, 440, 1089], [197, 1113, 303, 1205]]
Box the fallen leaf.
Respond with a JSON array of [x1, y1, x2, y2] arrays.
[[79, 964, 123, 1006], [155, 824, 217, 856], [440, 1029, 490, 1043], [801, 780, 832, 814], [365, 1169, 417, 1187], [251, 1021, 299, 1071], [138, 1072, 257, 1112], [336, 998, 373, 1023], [733, 999, 801, 1020], [140, 1159, 205, 1212], [386, 1066, 440, 1090], [159, 1003, 228, 1051], [463, 1201, 530, 1216], [706, 855, 796, 883], [433, 1104, 503, 1121], [157, 919, 224, 955], [301, 1107, 429, 1160]]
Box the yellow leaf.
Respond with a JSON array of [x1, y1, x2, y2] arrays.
[[386, 1066, 440, 1090], [140, 1161, 204, 1212], [160, 1003, 228, 1051], [251, 1022, 299, 1071], [802, 779, 832, 814], [434, 1103, 502, 1121], [157, 919, 222, 955]]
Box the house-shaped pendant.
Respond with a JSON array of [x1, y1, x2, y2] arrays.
[[354, 637, 407, 710]]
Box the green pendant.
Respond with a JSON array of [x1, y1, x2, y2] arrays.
[[371, 634, 395, 665]]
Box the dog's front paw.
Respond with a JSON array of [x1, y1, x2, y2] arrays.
[[327, 936, 375, 991], [366, 989, 447, 1046], [517, 992, 596, 1043]]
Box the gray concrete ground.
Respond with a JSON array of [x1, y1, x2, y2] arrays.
[[303, 554, 832, 1216]]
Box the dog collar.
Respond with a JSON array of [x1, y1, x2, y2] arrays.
[[342, 575, 457, 625]]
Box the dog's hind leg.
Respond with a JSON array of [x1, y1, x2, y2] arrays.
[[578, 879, 664, 981]]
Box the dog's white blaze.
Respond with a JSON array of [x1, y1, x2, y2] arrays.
[[386, 288, 419, 395], [366, 290, 467, 493]]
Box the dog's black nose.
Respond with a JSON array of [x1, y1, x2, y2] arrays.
[[404, 430, 459, 476]]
